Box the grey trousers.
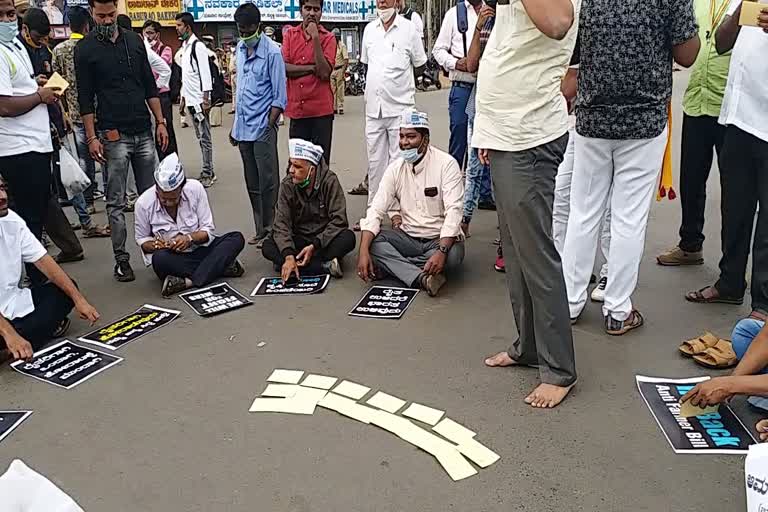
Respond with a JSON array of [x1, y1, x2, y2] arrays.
[[189, 107, 214, 179], [490, 133, 577, 387], [237, 126, 279, 238], [370, 229, 465, 287]]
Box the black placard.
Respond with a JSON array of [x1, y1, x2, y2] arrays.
[[251, 275, 330, 296], [11, 341, 123, 390], [636, 375, 756, 454], [179, 282, 253, 317], [77, 304, 180, 350], [0, 411, 32, 444], [348, 286, 419, 319]]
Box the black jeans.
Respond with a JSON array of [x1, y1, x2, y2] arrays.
[[157, 92, 178, 159], [151, 232, 245, 288], [238, 127, 279, 238], [715, 126, 768, 311], [678, 114, 726, 252], [45, 196, 83, 256], [262, 230, 356, 275], [2, 283, 74, 352], [289, 114, 334, 163]]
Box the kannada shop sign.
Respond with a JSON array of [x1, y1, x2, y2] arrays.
[[182, 0, 376, 23], [127, 0, 181, 27]]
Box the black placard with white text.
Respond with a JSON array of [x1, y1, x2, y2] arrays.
[[251, 275, 330, 296], [0, 411, 32, 444], [11, 341, 123, 390], [179, 282, 253, 317], [78, 304, 180, 350], [636, 375, 756, 454], [348, 286, 419, 319]]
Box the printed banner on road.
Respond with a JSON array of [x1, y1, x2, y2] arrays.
[[78, 304, 180, 350], [182, 0, 377, 23], [12, 341, 123, 390], [251, 275, 330, 296], [636, 375, 756, 454], [180, 282, 253, 317], [348, 286, 419, 319], [0, 411, 33, 444]]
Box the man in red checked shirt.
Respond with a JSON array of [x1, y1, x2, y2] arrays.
[[282, 0, 336, 162]]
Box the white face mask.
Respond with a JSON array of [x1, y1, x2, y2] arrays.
[[377, 7, 396, 22]]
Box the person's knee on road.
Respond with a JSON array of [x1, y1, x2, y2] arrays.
[[732, 318, 766, 361], [151, 249, 178, 280]]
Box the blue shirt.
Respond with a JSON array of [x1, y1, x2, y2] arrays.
[[232, 37, 287, 142]]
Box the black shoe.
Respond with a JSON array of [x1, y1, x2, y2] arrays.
[[477, 200, 496, 211], [54, 251, 84, 264], [162, 275, 188, 297], [114, 261, 135, 282], [223, 259, 246, 278], [52, 317, 71, 338]]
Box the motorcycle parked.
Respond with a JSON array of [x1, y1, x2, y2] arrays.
[[417, 56, 442, 92], [345, 61, 366, 96]]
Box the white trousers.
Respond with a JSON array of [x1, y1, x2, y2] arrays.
[[562, 127, 668, 321], [365, 115, 401, 206], [552, 126, 611, 279]]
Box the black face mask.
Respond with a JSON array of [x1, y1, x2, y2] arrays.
[[95, 22, 116, 40]]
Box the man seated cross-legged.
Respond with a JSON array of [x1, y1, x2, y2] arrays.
[[356, 109, 465, 297], [262, 139, 356, 282], [134, 154, 246, 297], [0, 175, 100, 362]]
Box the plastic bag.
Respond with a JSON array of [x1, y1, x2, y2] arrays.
[[746, 443, 768, 511], [59, 147, 90, 199], [0, 459, 85, 511]]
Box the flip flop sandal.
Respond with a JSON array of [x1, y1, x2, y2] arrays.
[[685, 286, 744, 305], [693, 339, 738, 369], [679, 331, 719, 357]]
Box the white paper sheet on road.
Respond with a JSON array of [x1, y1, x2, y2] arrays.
[[319, 392, 377, 424], [402, 402, 445, 426], [456, 437, 500, 468], [332, 380, 370, 400], [267, 369, 305, 384], [366, 391, 406, 414], [261, 384, 301, 397], [432, 418, 477, 442], [301, 374, 338, 389], [0, 459, 85, 511]]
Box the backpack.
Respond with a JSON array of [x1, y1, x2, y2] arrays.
[[191, 40, 225, 106]]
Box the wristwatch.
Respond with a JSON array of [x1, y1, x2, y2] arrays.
[[157, 119, 167, 126], [438, 245, 449, 254]]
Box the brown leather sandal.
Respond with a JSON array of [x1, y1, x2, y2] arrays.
[[693, 339, 738, 369], [679, 332, 719, 357]]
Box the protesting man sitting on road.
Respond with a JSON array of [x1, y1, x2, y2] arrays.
[[0, 175, 100, 362], [262, 139, 356, 282], [357, 110, 465, 297], [134, 154, 246, 297]]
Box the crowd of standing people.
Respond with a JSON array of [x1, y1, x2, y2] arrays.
[[1, 0, 768, 421]]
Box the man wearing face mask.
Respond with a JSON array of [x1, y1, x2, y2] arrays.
[[230, 2, 287, 248], [0, 0, 61, 284], [263, 139, 355, 282], [134, 153, 246, 297], [359, 0, 427, 211], [75, 0, 169, 283], [143, 19, 177, 158], [357, 110, 464, 297]]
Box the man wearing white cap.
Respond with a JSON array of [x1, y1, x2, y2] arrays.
[[357, 110, 464, 297], [134, 154, 246, 297], [263, 139, 355, 282]]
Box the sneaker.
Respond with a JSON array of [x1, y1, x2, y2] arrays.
[[223, 259, 246, 278], [605, 310, 644, 336], [421, 273, 447, 297], [162, 275, 189, 297], [200, 176, 218, 188], [86, 204, 97, 215], [591, 277, 607, 302], [657, 246, 704, 266], [70, 222, 82, 231], [124, 200, 135, 213], [494, 246, 505, 273], [324, 257, 343, 278], [54, 251, 84, 264], [52, 317, 71, 338], [114, 261, 135, 282], [82, 224, 111, 238], [93, 191, 105, 201]]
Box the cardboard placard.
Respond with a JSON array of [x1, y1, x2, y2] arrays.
[[179, 282, 252, 317], [0, 411, 33, 444], [251, 275, 330, 296], [11, 341, 123, 390], [348, 286, 419, 319], [636, 375, 756, 454], [739, 1, 767, 27], [78, 304, 180, 350]]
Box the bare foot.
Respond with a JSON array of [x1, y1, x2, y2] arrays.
[[524, 382, 576, 408], [484, 351, 517, 367], [757, 419, 768, 442]]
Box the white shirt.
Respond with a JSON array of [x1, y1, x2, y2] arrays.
[[0, 210, 48, 321], [360, 146, 464, 239], [718, 0, 768, 142], [410, 11, 425, 39], [145, 41, 171, 90], [432, 1, 479, 83], [178, 34, 213, 109], [361, 15, 428, 119], [0, 40, 52, 157], [472, 0, 579, 152]]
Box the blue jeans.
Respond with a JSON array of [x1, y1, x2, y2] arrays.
[[463, 116, 494, 223], [731, 318, 768, 411], [102, 129, 157, 263], [72, 122, 99, 203], [448, 83, 472, 168]]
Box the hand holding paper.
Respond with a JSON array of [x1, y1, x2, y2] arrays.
[[43, 72, 69, 95]]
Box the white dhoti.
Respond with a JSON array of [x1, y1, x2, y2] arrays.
[[365, 114, 401, 206]]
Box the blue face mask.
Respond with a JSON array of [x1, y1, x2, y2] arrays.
[[0, 21, 19, 44], [400, 147, 421, 163]]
